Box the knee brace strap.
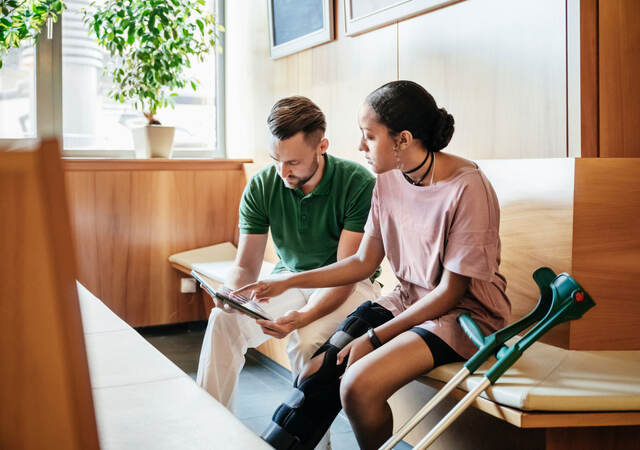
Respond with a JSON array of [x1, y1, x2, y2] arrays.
[[262, 421, 300, 450], [310, 300, 394, 359], [261, 301, 393, 450], [328, 330, 353, 349]]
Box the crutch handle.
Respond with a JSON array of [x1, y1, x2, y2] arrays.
[[485, 273, 595, 384], [458, 267, 558, 373]]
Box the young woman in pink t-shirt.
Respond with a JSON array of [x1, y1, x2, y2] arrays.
[[235, 80, 510, 450]]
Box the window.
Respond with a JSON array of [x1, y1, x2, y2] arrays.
[[0, 45, 36, 139], [1, 0, 225, 158]]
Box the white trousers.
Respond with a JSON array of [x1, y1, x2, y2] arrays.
[[195, 279, 380, 409]]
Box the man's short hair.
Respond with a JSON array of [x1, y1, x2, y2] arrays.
[[267, 96, 326, 146]]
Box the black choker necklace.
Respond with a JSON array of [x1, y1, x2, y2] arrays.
[[403, 151, 434, 186], [403, 151, 430, 174]]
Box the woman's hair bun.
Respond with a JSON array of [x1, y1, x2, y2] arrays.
[[429, 107, 455, 151], [366, 80, 455, 151]]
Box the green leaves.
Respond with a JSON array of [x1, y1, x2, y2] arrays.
[[126, 23, 135, 44], [82, 0, 223, 123], [0, 0, 66, 66]]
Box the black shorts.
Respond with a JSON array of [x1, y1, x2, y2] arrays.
[[410, 327, 465, 368]]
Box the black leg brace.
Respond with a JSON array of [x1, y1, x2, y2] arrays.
[[261, 301, 394, 450]]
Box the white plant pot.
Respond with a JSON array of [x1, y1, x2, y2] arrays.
[[132, 125, 176, 158]]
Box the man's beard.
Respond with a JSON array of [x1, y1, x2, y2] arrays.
[[285, 156, 320, 190]]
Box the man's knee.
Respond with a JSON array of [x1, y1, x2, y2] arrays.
[[208, 307, 242, 332], [287, 328, 323, 366], [200, 307, 251, 358]]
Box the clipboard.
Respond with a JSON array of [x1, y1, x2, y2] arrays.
[[191, 270, 273, 321]]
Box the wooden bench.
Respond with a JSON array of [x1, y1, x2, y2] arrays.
[[170, 157, 640, 449], [170, 243, 640, 449], [1, 139, 269, 450], [78, 281, 270, 449], [389, 158, 640, 449]]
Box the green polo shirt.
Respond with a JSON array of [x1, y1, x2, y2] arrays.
[[238, 154, 375, 273]]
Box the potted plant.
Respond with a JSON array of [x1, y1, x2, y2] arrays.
[[83, 0, 223, 158], [0, 0, 65, 69]]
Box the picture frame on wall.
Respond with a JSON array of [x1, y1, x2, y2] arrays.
[[268, 0, 334, 59], [344, 0, 462, 36]]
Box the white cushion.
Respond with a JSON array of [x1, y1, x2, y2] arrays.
[[77, 282, 271, 450], [93, 377, 269, 450], [78, 282, 129, 334], [168, 242, 238, 269], [424, 338, 640, 411], [168, 241, 276, 284], [193, 260, 276, 284], [84, 330, 185, 389]]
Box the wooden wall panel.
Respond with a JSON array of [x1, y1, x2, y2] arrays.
[[598, 0, 640, 158], [95, 171, 131, 318], [580, 0, 599, 158], [225, 0, 288, 171], [227, 0, 572, 164], [478, 159, 574, 348], [296, 11, 397, 163], [66, 172, 100, 296], [64, 160, 248, 327], [571, 158, 640, 350], [398, 0, 567, 160], [225, 0, 397, 169], [567, 0, 583, 159], [1, 141, 99, 450]]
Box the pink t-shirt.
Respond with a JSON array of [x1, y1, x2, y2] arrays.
[[364, 166, 511, 358]]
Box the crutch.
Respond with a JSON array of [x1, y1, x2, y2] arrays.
[[380, 267, 557, 450], [380, 268, 595, 450]]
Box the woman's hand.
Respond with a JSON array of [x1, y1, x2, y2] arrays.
[[232, 274, 293, 302], [336, 334, 375, 368], [256, 310, 307, 339]]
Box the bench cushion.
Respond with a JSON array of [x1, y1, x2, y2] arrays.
[[77, 282, 271, 450], [424, 338, 640, 412], [169, 242, 275, 283], [169, 246, 640, 414], [168, 242, 239, 268]]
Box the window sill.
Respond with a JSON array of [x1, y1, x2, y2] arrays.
[[63, 158, 253, 171]]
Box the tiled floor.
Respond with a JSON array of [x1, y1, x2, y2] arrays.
[[139, 321, 360, 450]]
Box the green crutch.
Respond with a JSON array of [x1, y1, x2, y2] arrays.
[[380, 268, 595, 450]]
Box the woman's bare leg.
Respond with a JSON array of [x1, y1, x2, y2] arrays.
[[297, 351, 325, 380], [340, 331, 435, 450]]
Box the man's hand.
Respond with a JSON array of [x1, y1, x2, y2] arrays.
[[256, 310, 307, 339], [232, 274, 293, 302], [336, 334, 375, 368], [199, 284, 238, 314]]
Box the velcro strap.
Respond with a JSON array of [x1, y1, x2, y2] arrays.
[[329, 330, 353, 349], [283, 388, 305, 409], [261, 420, 301, 450]]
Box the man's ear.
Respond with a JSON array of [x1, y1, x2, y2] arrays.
[[319, 137, 329, 154]]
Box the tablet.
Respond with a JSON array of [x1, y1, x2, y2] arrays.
[[191, 270, 273, 321]]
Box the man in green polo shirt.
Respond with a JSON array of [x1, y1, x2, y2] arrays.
[[196, 97, 379, 419]]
